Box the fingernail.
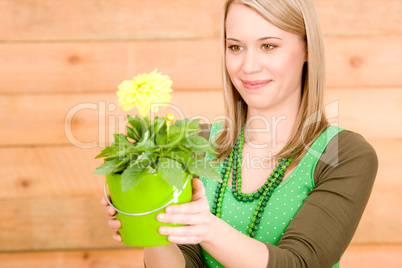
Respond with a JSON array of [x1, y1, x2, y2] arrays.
[[157, 214, 165, 221], [159, 227, 166, 234]]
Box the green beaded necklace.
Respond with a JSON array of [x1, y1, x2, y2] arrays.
[[211, 125, 293, 237]]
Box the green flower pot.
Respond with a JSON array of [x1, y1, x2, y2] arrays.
[[105, 172, 192, 247]]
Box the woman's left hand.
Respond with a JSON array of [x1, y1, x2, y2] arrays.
[[156, 178, 214, 244]]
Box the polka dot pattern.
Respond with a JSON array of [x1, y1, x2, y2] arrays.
[[199, 123, 344, 268]]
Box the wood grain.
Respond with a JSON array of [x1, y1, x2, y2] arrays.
[[0, 88, 401, 146], [0, 248, 145, 268], [0, 0, 224, 41], [1, 0, 400, 42], [0, 244, 401, 268], [0, 36, 401, 94], [0, 40, 222, 94], [0, 195, 127, 251], [341, 244, 402, 268]]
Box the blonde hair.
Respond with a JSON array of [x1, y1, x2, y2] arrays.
[[214, 0, 329, 164]]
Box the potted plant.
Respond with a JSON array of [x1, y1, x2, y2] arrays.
[[94, 69, 222, 247]]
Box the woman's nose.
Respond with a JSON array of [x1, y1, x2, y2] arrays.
[[241, 50, 262, 74]]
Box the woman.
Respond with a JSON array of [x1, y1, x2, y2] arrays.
[[102, 0, 378, 267]]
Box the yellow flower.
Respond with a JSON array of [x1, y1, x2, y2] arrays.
[[117, 69, 173, 117], [166, 113, 174, 122]]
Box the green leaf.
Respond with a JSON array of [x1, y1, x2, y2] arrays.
[[112, 156, 131, 173], [150, 117, 166, 138], [136, 151, 157, 168], [93, 161, 115, 175], [155, 119, 167, 146], [127, 115, 143, 140], [95, 144, 117, 159], [121, 165, 149, 192], [157, 157, 185, 188], [182, 134, 211, 153], [135, 139, 157, 152], [167, 151, 194, 166], [187, 159, 222, 182], [188, 119, 201, 128]]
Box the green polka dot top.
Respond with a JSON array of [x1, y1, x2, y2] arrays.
[[199, 122, 344, 268]]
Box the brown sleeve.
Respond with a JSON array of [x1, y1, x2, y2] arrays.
[[265, 130, 378, 268]]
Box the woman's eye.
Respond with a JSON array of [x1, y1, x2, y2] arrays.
[[262, 44, 275, 50], [229, 45, 242, 51]]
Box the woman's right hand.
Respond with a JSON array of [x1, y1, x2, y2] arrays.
[[101, 196, 122, 242]]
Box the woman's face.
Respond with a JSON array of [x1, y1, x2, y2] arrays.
[[225, 3, 307, 113]]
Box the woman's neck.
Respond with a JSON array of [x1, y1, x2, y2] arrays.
[[244, 104, 299, 151]]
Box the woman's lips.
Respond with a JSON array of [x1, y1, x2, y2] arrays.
[[241, 80, 271, 90]]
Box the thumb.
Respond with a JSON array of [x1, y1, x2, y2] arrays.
[[191, 178, 206, 201]]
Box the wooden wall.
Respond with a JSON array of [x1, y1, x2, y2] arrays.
[[0, 0, 401, 267]]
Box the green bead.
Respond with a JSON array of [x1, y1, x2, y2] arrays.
[[216, 213, 221, 218], [251, 217, 256, 222], [253, 211, 258, 216], [251, 232, 256, 237], [217, 203, 222, 207], [247, 229, 253, 234], [249, 223, 255, 228], [217, 208, 222, 213]]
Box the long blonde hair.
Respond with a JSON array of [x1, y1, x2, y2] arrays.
[[214, 0, 329, 164]]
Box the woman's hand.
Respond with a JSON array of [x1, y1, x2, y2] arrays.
[[156, 178, 214, 244], [101, 195, 122, 242]]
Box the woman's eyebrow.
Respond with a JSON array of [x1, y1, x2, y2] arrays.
[[225, 36, 283, 42]]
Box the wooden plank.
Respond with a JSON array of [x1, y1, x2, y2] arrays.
[[0, 0, 224, 41], [0, 91, 225, 146], [341, 244, 402, 268], [0, 248, 145, 268], [325, 36, 402, 88], [0, 36, 401, 94], [1, 0, 401, 42], [324, 88, 402, 139], [0, 88, 401, 146], [316, 0, 402, 36], [0, 245, 401, 268], [0, 40, 222, 94], [0, 138, 400, 199], [0, 146, 105, 198], [351, 139, 402, 244], [0, 249, 144, 268], [0, 195, 128, 251]]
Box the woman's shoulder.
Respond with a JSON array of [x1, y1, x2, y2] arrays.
[[333, 129, 377, 162], [315, 128, 378, 183]]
